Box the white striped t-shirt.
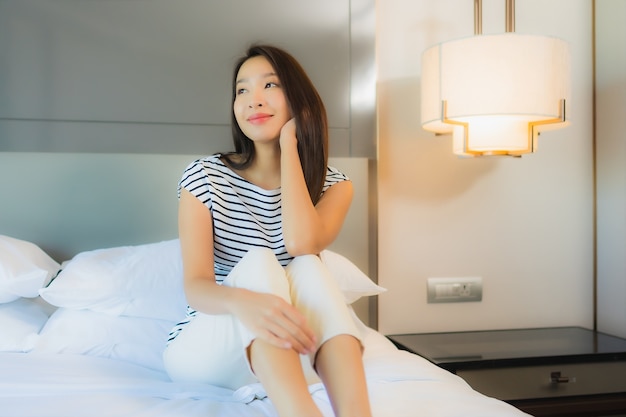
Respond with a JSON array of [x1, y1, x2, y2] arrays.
[[168, 154, 349, 343]]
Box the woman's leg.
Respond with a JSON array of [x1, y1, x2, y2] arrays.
[[315, 335, 372, 417], [249, 339, 323, 417], [286, 255, 372, 417], [230, 248, 323, 417], [165, 248, 317, 400], [163, 312, 258, 389]]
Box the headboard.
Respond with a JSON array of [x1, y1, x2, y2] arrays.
[[0, 153, 373, 323]]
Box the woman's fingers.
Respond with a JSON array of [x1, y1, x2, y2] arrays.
[[253, 297, 316, 354], [279, 118, 298, 148], [238, 291, 317, 354], [268, 307, 316, 353]]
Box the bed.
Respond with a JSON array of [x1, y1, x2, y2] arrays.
[[0, 153, 530, 417]]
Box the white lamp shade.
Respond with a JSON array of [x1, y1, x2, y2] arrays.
[[421, 33, 570, 155]]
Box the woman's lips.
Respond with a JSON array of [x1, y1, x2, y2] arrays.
[[248, 113, 272, 124]]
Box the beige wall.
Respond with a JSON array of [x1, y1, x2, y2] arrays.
[[376, 0, 595, 334]]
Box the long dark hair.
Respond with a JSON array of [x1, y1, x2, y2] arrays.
[[224, 44, 329, 205]]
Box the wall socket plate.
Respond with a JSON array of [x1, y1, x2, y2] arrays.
[[427, 277, 483, 303]]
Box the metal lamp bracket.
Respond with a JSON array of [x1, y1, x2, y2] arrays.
[[441, 99, 567, 157]]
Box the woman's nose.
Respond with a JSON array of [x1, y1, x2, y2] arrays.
[[248, 90, 264, 108]]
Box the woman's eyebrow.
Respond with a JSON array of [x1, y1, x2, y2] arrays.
[[236, 72, 278, 85]]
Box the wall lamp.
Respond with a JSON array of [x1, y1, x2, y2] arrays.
[[420, 0, 571, 157]]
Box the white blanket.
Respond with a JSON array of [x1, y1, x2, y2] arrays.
[[0, 327, 529, 417]]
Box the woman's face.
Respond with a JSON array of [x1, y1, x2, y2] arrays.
[[233, 56, 292, 144]]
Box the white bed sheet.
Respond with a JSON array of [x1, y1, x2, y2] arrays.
[[0, 323, 530, 417]]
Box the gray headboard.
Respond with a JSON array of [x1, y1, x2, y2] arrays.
[[0, 153, 374, 323], [0, 153, 368, 262]]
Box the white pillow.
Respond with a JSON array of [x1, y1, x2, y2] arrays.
[[39, 239, 187, 321], [0, 298, 50, 352], [320, 250, 386, 303], [0, 235, 61, 303], [33, 307, 172, 371], [38, 239, 383, 324]]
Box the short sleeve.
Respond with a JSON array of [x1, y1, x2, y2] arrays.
[[178, 159, 212, 206], [322, 166, 350, 193]]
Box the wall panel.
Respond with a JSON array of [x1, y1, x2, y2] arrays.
[[0, 0, 375, 157]]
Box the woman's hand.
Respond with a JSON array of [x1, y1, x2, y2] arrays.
[[232, 288, 317, 354], [279, 118, 298, 150]]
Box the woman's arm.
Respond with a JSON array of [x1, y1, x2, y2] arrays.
[[178, 188, 316, 353], [279, 119, 353, 256]]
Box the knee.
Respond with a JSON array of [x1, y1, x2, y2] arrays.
[[230, 247, 282, 282], [242, 247, 277, 265], [286, 254, 328, 283], [288, 254, 322, 270], [227, 248, 289, 297]]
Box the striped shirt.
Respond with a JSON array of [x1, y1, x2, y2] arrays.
[[167, 153, 349, 343]]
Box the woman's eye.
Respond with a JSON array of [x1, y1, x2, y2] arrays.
[[265, 82, 279, 88], [236, 88, 247, 95]]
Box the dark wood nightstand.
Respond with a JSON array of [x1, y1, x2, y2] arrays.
[[387, 327, 626, 417]]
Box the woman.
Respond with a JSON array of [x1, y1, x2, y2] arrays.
[[163, 44, 372, 417]]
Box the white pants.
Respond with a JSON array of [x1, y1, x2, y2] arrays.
[[163, 248, 361, 390]]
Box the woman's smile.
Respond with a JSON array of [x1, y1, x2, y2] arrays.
[[247, 112, 273, 124]]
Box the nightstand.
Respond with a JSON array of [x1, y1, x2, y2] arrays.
[[387, 327, 626, 417]]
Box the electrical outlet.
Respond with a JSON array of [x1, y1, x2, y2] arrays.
[[427, 277, 483, 303]]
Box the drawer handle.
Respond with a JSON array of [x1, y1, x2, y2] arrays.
[[550, 371, 571, 384]]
